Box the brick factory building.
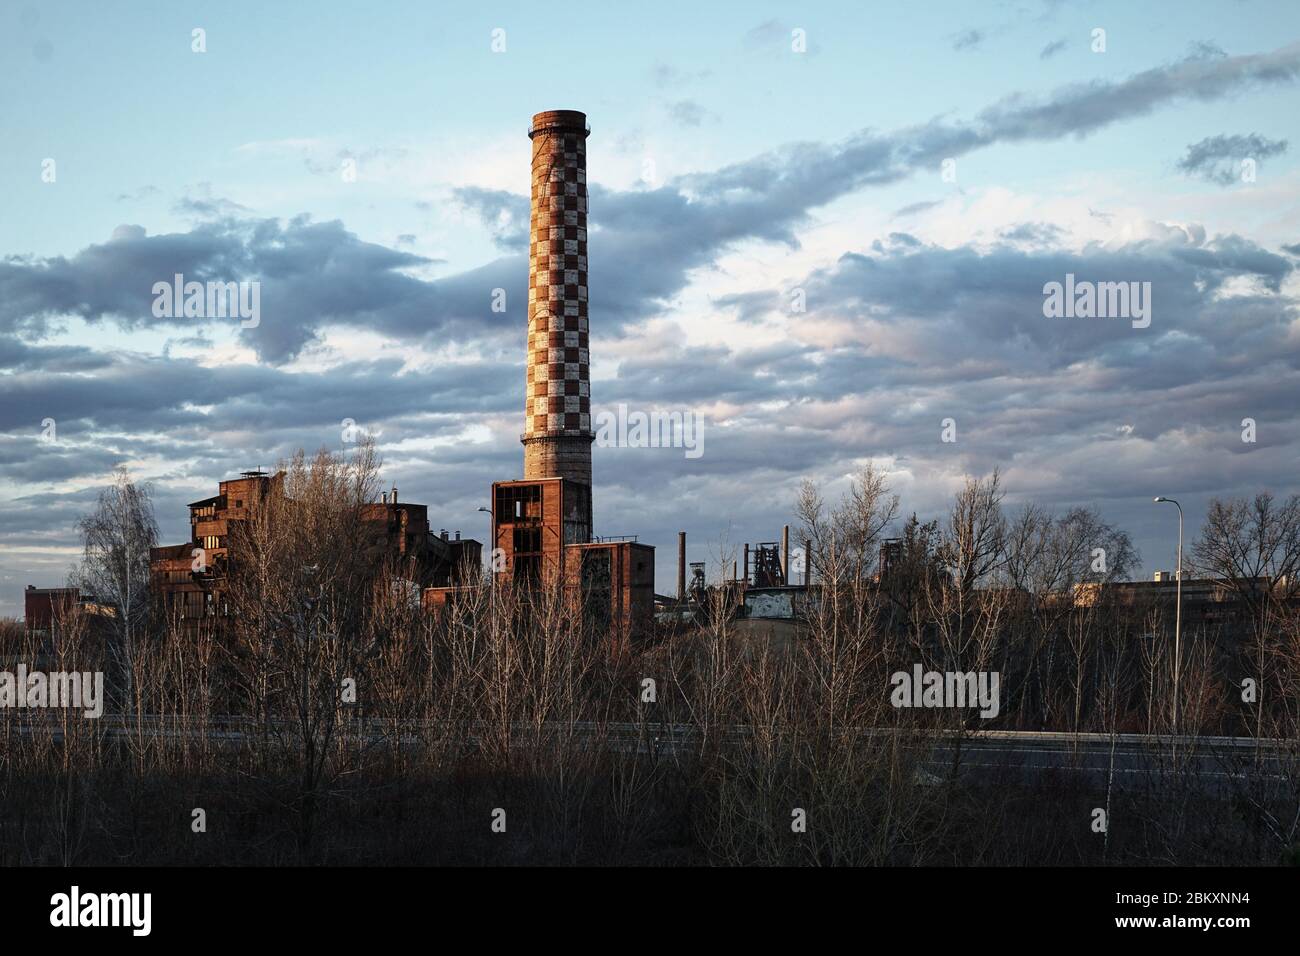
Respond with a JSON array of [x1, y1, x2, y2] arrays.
[[149, 109, 651, 635], [426, 110, 656, 633], [21, 585, 117, 640], [150, 470, 480, 631]]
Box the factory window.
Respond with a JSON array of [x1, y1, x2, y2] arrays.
[[496, 484, 542, 522], [513, 528, 542, 555], [581, 551, 612, 630], [514, 554, 541, 583]]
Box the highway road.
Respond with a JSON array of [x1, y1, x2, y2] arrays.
[[3, 713, 1292, 791]]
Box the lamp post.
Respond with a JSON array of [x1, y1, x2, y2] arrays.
[[477, 505, 493, 570], [1153, 496, 1183, 735], [477, 506, 494, 612]]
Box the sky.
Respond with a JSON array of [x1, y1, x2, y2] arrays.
[[2, 0, 1300, 616]]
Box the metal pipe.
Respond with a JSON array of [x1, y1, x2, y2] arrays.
[[1154, 496, 1184, 734], [781, 524, 790, 584], [677, 531, 686, 601]]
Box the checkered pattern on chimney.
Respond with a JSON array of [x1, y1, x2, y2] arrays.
[[525, 111, 591, 440]]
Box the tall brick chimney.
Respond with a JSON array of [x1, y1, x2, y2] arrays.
[[523, 110, 593, 487]]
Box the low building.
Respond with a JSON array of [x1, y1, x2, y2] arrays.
[[150, 470, 480, 632], [22, 585, 117, 640], [424, 476, 654, 635]]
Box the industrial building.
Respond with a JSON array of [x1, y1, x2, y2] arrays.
[[149, 470, 480, 631], [425, 110, 656, 633], [22, 585, 116, 640], [149, 110, 656, 634], [141, 110, 833, 637]]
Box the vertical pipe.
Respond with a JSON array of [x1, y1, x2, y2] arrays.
[[677, 531, 687, 601], [781, 524, 790, 584], [743, 544, 750, 586]]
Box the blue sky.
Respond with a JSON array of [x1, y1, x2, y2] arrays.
[[2, 0, 1300, 615]]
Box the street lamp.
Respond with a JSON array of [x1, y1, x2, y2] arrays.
[[476, 506, 493, 568], [1153, 496, 1183, 735], [477, 506, 494, 610]]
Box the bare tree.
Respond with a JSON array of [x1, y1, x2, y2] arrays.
[[795, 463, 899, 585], [72, 467, 158, 715], [1193, 493, 1300, 742], [224, 442, 382, 854]]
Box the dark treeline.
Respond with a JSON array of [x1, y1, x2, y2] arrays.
[[1, 450, 1298, 865]]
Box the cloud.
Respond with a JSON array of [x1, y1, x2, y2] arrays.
[[453, 187, 529, 251], [172, 184, 252, 220], [952, 29, 985, 51], [974, 42, 1300, 143], [666, 99, 709, 127], [893, 199, 945, 219], [744, 19, 786, 50], [5, 43, 1300, 612], [116, 185, 159, 203], [8, 43, 1299, 369], [743, 19, 817, 55], [650, 63, 712, 88], [110, 224, 147, 242], [1039, 37, 1067, 59], [0, 217, 478, 365], [998, 222, 1066, 246], [1176, 133, 1289, 185]]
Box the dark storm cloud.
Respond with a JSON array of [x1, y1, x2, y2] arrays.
[[999, 222, 1067, 246], [0, 336, 112, 373], [701, 231, 1299, 477], [0, 343, 523, 597], [0, 216, 513, 364], [453, 187, 529, 251], [0, 350, 518, 440], [580, 224, 1298, 588], [1176, 133, 1289, 185], [4, 43, 1298, 366], [5, 43, 1300, 606], [790, 230, 1294, 371]]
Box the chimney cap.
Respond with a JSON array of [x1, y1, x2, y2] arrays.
[[529, 110, 589, 138]]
